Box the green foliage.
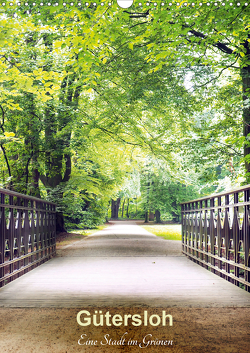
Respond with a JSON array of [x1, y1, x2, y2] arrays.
[[0, 4, 249, 229]]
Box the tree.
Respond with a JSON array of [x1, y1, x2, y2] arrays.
[[1, 3, 249, 231], [139, 158, 200, 223], [127, 2, 250, 179], [111, 198, 121, 219]]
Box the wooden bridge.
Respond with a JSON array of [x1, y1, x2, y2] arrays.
[[0, 219, 250, 308], [0, 186, 250, 307], [0, 187, 250, 352]]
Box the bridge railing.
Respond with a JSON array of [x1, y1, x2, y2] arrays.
[[181, 185, 250, 292], [0, 188, 56, 288]]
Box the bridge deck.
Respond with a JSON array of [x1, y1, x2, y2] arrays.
[[0, 221, 250, 308]]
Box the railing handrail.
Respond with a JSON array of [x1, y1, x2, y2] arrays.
[[0, 188, 56, 205], [180, 183, 250, 204]]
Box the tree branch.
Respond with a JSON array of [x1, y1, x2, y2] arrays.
[[190, 59, 239, 90], [188, 29, 234, 55], [123, 10, 149, 18], [0, 104, 5, 133], [0, 144, 12, 182]]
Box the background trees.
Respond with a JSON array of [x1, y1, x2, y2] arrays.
[[0, 3, 249, 229]]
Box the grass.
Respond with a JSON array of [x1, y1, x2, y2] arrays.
[[140, 224, 182, 241], [68, 225, 108, 236], [56, 225, 108, 248]]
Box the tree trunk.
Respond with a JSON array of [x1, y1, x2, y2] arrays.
[[56, 211, 67, 233], [126, 198, 130, 218], [111, 198, 121, 218], [241, 41, 250, 182], [149, 211, 154, 221], [155, 209, 161, 223], [144, 210, 148, 223], [121, 198, 125, 218], [31, 166, 41, 198]]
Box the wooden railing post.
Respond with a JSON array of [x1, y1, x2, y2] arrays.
[[224, 194, 230, 282], [210, 197, 215, 273]]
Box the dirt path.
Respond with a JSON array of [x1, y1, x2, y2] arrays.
[[0, 307, 249, 353]]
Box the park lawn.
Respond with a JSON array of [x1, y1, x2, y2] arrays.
[[56, 225, 108, 247], [140, 224, 182, 241]]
